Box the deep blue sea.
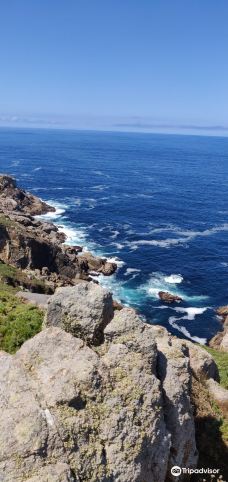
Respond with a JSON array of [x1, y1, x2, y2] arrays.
[[1, 127, 228, 344]]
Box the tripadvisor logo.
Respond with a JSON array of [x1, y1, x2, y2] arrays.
[[171, 466, 181, 477], [171, 466, 220, 477]]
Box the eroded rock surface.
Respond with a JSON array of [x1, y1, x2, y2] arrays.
[[45, 282, 114, 345], [0, 174, 54, 215], [210, 306, 228, 352], [0, 175, 117, 289], [0, 282, 209, 482]]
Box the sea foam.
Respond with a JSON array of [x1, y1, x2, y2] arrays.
[[168, 316, 207, 344]]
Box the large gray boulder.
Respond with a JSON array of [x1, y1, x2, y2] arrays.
[[45, 282, 114, 345], [0, 326, 169, 482], [3, 284, 223, 482], [145, 324, 198, 473]]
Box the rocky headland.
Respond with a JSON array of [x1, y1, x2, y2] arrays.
[[0, 174, 117, 293], [0, 174, 228, 481]]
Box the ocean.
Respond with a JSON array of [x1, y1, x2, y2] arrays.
[[1, 127, 228, 344]]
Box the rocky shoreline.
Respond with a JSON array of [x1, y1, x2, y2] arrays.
[[0, 174, 118, 293], [0, 174, 228, 481]]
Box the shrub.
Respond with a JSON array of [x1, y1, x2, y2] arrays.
[[0, 291, 43, 353]]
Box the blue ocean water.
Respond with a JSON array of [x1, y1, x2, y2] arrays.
[[0, 127, 228, 344]]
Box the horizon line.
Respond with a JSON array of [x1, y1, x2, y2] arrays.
[[0, 123, 228, 140]]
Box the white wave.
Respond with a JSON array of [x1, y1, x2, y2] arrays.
[[136, 193, 154, 198], [126, 237, 188, 249], [106, 256, 126, 268], [74, 198, 82, 207], [93, 170, 110, 178], [168, 316, 207, 344], [58, 224, 87, 246], [124, 268, 141, 276], [173, 306, 208, 320], [33, 167, 42, 172], [142, 272, 208, 302], [91, 185, 108, 191], [125, 223, 228, 250], [142, 272, 183, 299], [35, 200, 67, 221], [32, 187, 49, 192], [86, 198, 97, 210], [110, 230, 120, 239], [96, 273, 143, 307], [112, 242, 125, 250], [156, 305, 169, 309], [11, 160, 20, 166], [42, 208, 66, 220], [164, 274, 183, 284], [93, 170, 103, 176]]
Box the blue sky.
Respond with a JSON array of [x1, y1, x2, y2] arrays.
[[0, 0, 228, 135]]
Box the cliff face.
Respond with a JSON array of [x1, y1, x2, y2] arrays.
[[210, 307, 228, 352], [0, 175, 117, 288], [0, 281, 221, 482], [0, 175, 227, 481]]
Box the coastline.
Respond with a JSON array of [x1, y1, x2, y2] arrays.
[[0, 173, 226, 348], [0, 174, 228, 480]]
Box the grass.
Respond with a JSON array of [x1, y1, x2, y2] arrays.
[[203, 345, 228, 389], [0, 214, 15, 227], [0, 261, 52, 294], [0, 289, 43, 354], [191, 344, 228, 479]]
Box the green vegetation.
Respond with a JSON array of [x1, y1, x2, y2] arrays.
[[193, 344, 228, 479], [203, 345, 228, 389], [0, 290, 43, 353], [0, 261, 51, 294], [0, 214, 15, 227]]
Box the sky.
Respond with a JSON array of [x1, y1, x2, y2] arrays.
[[0, 0, 228, 135]]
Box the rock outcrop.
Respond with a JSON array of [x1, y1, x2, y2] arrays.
[[0, 175, 117, 290], [158, 291, 183, 303], [78, 251, 117, 276], [1, 281, 214, 482], [0, 174, 54, 215], [0, 175, 227, 481], [45, 283, 114, 345], [210, 306, 228, 352]]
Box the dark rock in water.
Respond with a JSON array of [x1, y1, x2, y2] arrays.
[[158, 291, 183, 303]]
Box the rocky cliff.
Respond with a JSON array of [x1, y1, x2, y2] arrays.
[[0, 175, 117, 290], [0, 281, 224, 482], [210, 306, 228, 352], [0, 175, 227, 481]]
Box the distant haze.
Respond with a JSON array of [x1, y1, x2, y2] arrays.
[[0, 1, 227, 136]]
